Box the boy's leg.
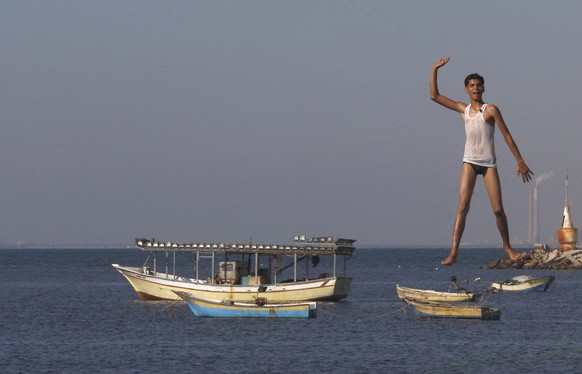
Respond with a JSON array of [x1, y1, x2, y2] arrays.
[[483, 168, 521, 260], [443, 163, 477, 265]]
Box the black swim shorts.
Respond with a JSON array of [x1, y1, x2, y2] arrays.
[[465, 162, 490, 176]]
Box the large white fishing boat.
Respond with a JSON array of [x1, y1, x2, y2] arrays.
[[113, 235, 356, 302]]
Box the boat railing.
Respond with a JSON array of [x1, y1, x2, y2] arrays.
[[133, 236, 355, 285]]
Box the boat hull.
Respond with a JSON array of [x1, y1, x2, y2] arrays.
[[112, 264, 351, 302], [396, 285, 478, 302], [407, 300, 501, 320], [490, 276, 555, 292], [176, 292, 316, 318]]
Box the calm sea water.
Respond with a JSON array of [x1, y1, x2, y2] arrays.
[[0, 246, 580, 373]]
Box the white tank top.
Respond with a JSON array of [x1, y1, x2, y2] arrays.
[[462, 103, 496, 167]]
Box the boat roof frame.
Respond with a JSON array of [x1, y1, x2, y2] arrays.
[[135, 237, 356, 256]]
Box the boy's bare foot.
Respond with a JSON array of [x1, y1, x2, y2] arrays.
[[505, 248, 521, 261], [441, 257, 457, 266]]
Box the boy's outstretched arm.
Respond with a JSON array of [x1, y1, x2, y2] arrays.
[[490, 105, 534, 183], [430, 57, 465, 113]]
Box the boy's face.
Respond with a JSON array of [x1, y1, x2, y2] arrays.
[[464, 79, 484, 100]]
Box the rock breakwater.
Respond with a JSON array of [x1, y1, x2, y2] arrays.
[[483, 249, 582, 270]]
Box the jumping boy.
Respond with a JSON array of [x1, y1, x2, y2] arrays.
[[430, 57, 534, 266]]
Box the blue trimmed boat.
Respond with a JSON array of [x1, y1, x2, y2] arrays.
[[174, 291, 316, 318]]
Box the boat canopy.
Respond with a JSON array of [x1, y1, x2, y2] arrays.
[[134, 237, 356, 256]]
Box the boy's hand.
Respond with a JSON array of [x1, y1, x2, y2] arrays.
[[433, 57, 450, 70], [517, 161, 534, 183]]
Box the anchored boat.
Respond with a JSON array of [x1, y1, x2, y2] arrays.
[[405, 299, 501, 320], [113, 235, 356, 302], [396, 285, 478, 303], [490, 275, 555, 292], [396, 276, 481, 302], [175, 291, 316, 318]]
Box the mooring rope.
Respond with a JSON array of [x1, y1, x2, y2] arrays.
[[158, 300, 182, 311], [317, 303, 410, 319], [157, 298, 411, 319], [158, 299, 411, 320]]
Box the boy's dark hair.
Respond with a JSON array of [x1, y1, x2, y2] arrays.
[[464, 73, 484, 87]]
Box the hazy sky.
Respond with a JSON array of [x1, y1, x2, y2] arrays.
[[2, 1, 581, 246]]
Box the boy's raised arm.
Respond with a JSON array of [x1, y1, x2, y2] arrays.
[[430, 57, 465, 113]]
